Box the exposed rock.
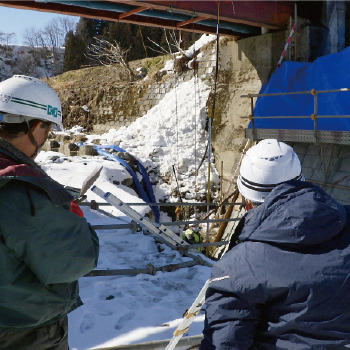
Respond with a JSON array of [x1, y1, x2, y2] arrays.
[[68, 143, 79, 151], [78, 145, 98, 156], [122, 178, 134, 187]]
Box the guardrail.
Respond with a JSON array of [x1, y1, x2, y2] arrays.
[[241, 88, 350, 143]]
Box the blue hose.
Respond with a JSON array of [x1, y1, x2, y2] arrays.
[[94, 145, 160, 223]]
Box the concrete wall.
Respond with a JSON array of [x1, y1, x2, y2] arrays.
[[291, 142, 350, 205], [90, 45, 218, 133], [210, 31, 288, 191]]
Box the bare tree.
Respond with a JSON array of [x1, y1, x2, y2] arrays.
[[43, 21, 61, 58], [58, 17, 77, 39], [86, 37, 135, 80], [23, 27, 46, 48], [22, 27, 48, 65], [24, 17, 77, 52], [2, 32, 16, 46], [147, 29, 188, 57], [147, 29, 197, 74], [14, 54, 35, 76], [0, 32, 16, 55]]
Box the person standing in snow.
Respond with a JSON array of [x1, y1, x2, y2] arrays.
[[0, 75, 99, 350], [201, 139, 350, 349]]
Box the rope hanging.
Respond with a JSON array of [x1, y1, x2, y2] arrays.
[[207, 2, 220, 204]]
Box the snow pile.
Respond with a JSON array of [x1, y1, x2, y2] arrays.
[[95, 76, 219, 204], [33, 34, 222, 349], [160, 34, 216, 72], [184, 34, 216, 58], [35, 152, 213, 349]]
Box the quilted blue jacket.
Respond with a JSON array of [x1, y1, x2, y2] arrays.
[[201, 180, 350, 350]]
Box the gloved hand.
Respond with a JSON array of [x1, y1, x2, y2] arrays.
[[70, 200, 84, 217]]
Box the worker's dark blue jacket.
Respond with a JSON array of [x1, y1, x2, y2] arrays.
[[201, 180, 350, 350]]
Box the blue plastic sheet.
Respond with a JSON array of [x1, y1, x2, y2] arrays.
[[250, 47, 350, 132], [94, 145, 160, 223]]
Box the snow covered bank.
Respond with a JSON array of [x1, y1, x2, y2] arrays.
[[33, 34, 221, 349], [36, 151, 212, 349]]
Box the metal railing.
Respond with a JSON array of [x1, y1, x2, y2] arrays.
[[91, 334, 203, 350], [80, 201, 244, 207], [241, 88, 350, 143]]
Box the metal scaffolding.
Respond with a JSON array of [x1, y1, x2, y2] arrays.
[[242, 88, 350, 145]]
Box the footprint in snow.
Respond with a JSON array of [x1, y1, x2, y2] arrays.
[[93, 302, 113, 316], [115, 311, 136, 330], [187, 267, 198, 280], [80, 313, 95, 333]]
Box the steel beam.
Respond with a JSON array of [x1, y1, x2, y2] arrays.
[[0, 0, 293, 32], [110, 0, 293, 29], [117, 6, 149, 20], [176, 16, 208, 28], [0, 1, 243, 38]]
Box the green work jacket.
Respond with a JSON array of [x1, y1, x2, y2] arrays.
[[0, 153, 99, 332]]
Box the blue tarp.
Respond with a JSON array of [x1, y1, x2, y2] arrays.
[[94, 145, 160, 223], [250, 47, 350, 132]]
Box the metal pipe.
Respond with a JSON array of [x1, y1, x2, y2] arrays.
[[91, 218, 241, 231], [91, 334, 203, 350], [91, 224, 136, 230], [80, 202, 244, 207], [313, 92, 318, 142], [220, 161, 223, 202], [242, 115, 350, 119], [161, 218, 241, 226], [250, 96, 255, 141], [85, 257, 205, 277], [185, 241, 229, 249], [241, 87, 350, 98]]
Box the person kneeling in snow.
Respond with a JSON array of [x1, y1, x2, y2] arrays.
[[201, 139, 350, 349], [0, 75, 99, 350]]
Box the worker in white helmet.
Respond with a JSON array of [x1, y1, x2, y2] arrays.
[[0, 76, 99, 350], [201, 139, 350, 349]]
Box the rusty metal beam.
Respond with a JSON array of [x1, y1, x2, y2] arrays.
[[0, 0, 292, 32], [117, 5, 148, 20], [120, 14, 243, 38], [108, 0, 293, 29], [176, 16, 208, 28], [0, 1, 244, 38]]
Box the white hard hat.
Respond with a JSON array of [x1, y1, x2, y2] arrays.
[[237, 139, 304, 203], [0, 75, 62, 129]]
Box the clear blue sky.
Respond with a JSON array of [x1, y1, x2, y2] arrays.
[[0, 5, 79, 44]]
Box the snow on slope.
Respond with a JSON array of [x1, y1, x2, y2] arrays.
[[34, 34, 219, 349]]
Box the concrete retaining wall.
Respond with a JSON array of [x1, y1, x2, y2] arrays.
[[91, 47, 217, 133], [291, 142, 350, 205]]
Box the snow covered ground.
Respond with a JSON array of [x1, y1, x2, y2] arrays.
[[35, 153, 212, 349], [34, 34, 220, 350]]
